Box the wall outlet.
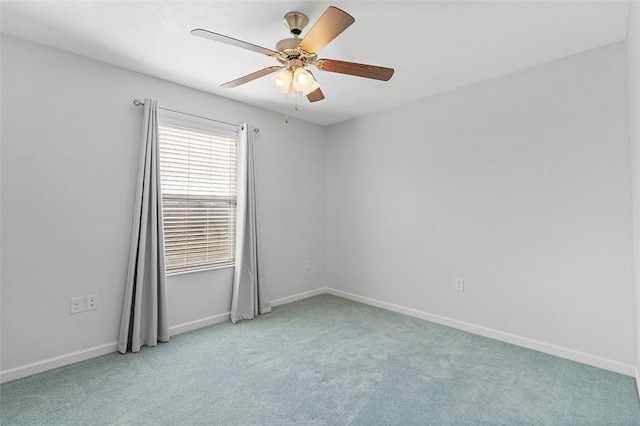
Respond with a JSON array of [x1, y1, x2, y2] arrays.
[[455, 277, 465, 292], [87, 294, 98, 311], [304, 260, 311, 271], [70, 297, 84, 314]]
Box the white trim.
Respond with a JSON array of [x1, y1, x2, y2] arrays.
[[0, 342, 118, 384], [169, 312, 231, 336], [0, 312, 233, 384], [159, 108, 240, 135], [0, 289, 326, 384], [325, 287, 636, 377], [2, 287, 634, 385], [166, 263, 234, 277], [270, 287, 327, 307], [636, 367, 640, 398]]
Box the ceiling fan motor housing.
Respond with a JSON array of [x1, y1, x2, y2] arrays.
[[275, 37, 317, 65], [276, 12, 316, 66]]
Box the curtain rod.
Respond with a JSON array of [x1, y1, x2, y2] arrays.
[[133, 99, 245, 130]]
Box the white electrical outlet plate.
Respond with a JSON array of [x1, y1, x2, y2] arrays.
[[304, 260, 311, 270], [87, 294, 98, 311], [70, 297, 84, 314], [455, 278, 465, 292]]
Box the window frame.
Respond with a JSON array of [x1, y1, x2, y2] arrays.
[[158, 110, 240, 276]]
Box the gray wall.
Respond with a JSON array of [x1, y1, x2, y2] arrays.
[[325, 42, 636, 370], [1, 35, 326, 373], [627, 1, 640, 379], [2, 34, 637, 379]]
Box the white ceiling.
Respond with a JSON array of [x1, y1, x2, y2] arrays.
[[0, 1, 631, 126]]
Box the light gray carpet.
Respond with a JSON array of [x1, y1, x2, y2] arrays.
[[1, 294, 639, 425]]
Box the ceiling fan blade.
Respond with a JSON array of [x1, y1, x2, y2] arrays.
[[299, 6, 355, 54], [191, 29, 279, 57], [315, 59, 394, 81], [306, 87, 325, 103], [221, 66, 281, 88]]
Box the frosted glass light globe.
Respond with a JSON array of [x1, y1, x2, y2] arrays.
[[292, 67, 314, 92], [271, 68, 292, 94]]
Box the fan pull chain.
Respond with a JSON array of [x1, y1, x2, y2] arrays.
[[295, 91, 299, 111], [284, 94, 289, 124]]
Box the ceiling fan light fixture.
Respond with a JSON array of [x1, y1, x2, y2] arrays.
[[271, 68, 292, 94], [292, 67, 314, 92]]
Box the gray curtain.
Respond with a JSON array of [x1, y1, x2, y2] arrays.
[[118, 98, 169, 353], [230, 124, 271, 323]]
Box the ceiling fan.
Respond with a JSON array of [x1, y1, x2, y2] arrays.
[[191, 6, 394, 103]]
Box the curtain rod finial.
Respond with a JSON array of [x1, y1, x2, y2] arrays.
[[133, 99, 144, 106]]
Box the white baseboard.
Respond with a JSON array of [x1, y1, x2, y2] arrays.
[[169, 312, 230, 336], [2, 286, 634, 384], [270, 287, 327, 307], [636, 367, 640, 398], [325, 287, 636, 377], [168, 288, 331, 335], [1, 312, 231, 384], [0, 289, 325, 384], [0, 341, 118, 384]]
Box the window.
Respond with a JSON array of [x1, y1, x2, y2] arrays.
[[158, 117, 238, 273]]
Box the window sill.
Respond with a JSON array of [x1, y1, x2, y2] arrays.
[[166, 263, 235, 277]]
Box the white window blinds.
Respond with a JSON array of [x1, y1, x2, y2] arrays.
[[158, 120, 238, 273]]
